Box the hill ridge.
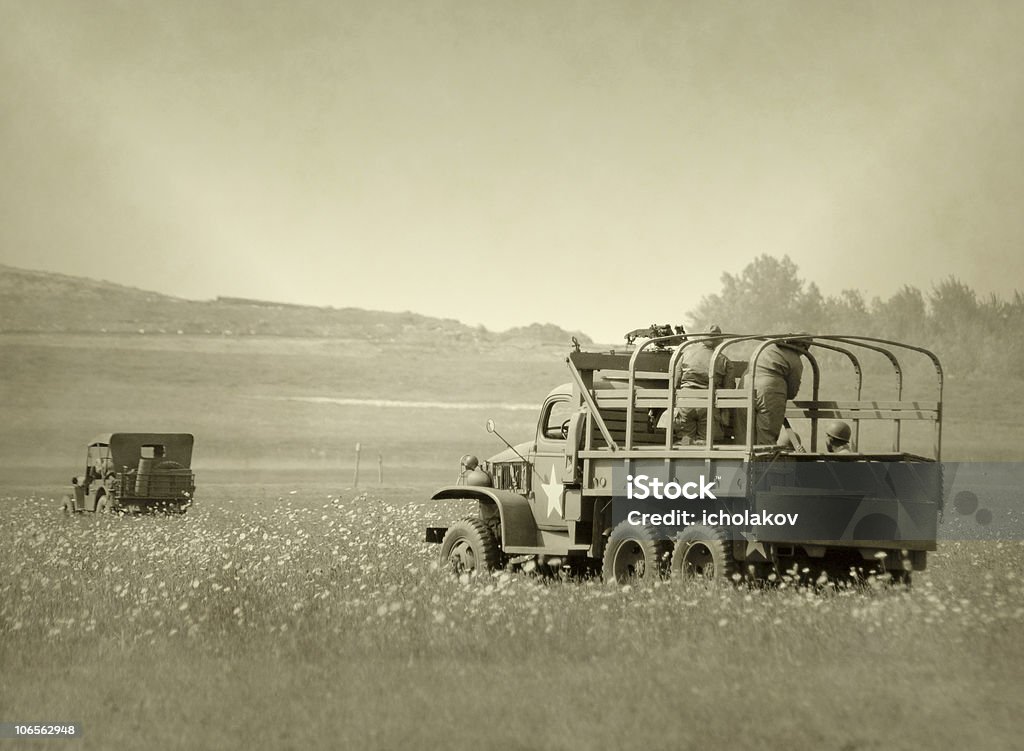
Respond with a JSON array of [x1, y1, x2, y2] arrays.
[[0, 263, 592, 346]]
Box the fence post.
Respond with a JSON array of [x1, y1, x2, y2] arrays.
[[377, 453, 383, 484], [353, 442, 361, 489]]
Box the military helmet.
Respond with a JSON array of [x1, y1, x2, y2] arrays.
[[782, 333, 812, 352], [825, 420, 852, 443], [701, 323, 722, 348]]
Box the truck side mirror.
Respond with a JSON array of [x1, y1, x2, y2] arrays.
[[486, 419, 496, 434]]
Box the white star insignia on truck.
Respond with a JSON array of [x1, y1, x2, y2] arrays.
[[541, 463, 563, 517]]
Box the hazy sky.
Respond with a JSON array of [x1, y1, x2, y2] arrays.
[[2, 1, 1022, 342]]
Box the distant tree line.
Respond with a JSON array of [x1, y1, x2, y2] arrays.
[[689, 255, 1023, 377]]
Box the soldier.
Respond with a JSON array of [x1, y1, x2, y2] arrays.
[[824, 420, 854, 453], [658, 324, 727, 444], [748, 334, 810, 445]]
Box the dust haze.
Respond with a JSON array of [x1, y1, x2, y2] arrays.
[[2, 1, 1022, 343]]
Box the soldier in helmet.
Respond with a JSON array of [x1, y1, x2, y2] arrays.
[[824, 420, 854, 453], [747, 334, 811, 445], [658, 324, 727, 444]]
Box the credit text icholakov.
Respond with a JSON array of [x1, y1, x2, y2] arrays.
[[624, 474, 800, 528]]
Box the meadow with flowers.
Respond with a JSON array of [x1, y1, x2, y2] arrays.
[[2, 334, 1023, 749], [2, 478, 1022, 750]]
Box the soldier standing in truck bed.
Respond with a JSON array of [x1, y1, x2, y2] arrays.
[[749, 335, 810, 445], [658, 324, 727, 443]]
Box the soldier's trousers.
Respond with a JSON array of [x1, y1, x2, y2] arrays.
[[679, 406, 724, 443], [753, 390, 788, 445], [734, 389, 788, 445], [659, 406, 723, 444]]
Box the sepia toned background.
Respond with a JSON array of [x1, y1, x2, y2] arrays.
[[2, 1, 1023, 341], [2, 2, 1022, 750]]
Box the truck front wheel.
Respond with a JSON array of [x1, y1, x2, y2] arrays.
[[602, 521, 670, 585], [439, 518, 500, 575], [671, 525, 737, 582]]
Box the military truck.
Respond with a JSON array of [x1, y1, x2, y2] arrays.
[[65, 433, 196, 514], [424, 334, 943, 585]]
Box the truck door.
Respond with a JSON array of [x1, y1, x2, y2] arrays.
[[530, 394, 576, 528]]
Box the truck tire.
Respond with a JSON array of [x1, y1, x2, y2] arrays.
[[889, 570, 912, 588], [95, 493, 110, 514], [602, 521, 671, 585], [439, 518, 500, 575], [671, 525, 737, 582]]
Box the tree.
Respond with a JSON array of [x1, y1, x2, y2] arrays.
[[928, 277, 978, 328], [689, 256, 1022, 376], [689, 255, 808, 333], [823, 289, 871, 333], [870, 285, 926, 343]]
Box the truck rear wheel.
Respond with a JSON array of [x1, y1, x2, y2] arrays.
[[671, 525, 737, 582], [889, 570, 912, 587], [439, 518, 500, 575], [602, 522, 670, 585]]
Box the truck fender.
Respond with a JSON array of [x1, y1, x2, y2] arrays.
[[428, 487, 539, 549]]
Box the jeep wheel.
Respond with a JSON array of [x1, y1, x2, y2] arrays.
[[439, 518, 500, 575], [602, 521, 670, 585], [95, 494, 110, 514], [671, 525, 737, 582]]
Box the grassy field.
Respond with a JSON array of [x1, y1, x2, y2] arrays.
[[2, 332, 1020, 474], [0, 333, 572, 482], [1, 332, 1023, 749], [1, 483, 1022, 750]]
